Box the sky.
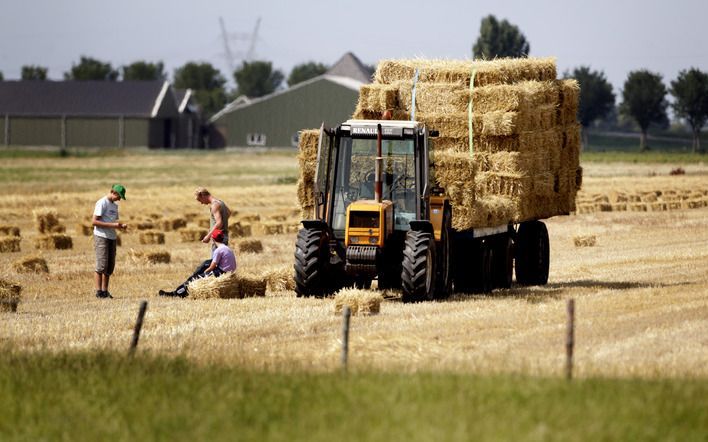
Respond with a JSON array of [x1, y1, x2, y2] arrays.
[[1, 0, 707, 95]]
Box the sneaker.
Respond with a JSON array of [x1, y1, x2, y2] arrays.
[[159, 290, 177, 297], [95, 290, 103, 298], [103, 291, 113, 299]]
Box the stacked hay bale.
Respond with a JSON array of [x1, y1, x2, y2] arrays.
[[180, 228, 207, 242], [35, 234, 73, 250], [296, 58, 582, 229], [139, 231, 165, 245], [239, 239, 263, 254], [0, 279, 22, 313], [297, 129, 320, 219], [262, 266, 296, 292], [159, 217, 187, 231], [13, 255, 49, 273], [33, 208, 66, 234]]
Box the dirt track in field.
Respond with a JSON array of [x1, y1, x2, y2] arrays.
[[1, 154, 707, 378]]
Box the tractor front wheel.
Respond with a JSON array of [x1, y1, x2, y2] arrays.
[[401, 230, 436, 303]]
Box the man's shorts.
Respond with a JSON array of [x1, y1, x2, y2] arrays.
[[94, 236, 117, 275]]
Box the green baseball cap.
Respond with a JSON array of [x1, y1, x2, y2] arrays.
[[112, 184, 127, 200]]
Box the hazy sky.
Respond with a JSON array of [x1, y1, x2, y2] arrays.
[[2, 0, 707, 94]]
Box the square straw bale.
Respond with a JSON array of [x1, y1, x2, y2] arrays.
[[33, 208, 65, 234], [0, 225, 20, 237], [574, 235, 597, 247], [179, 228, 207, 243], [129, 249, 171, 265], [0, 236, 21, 253], [188, 272, 241, 299], [76, 222, 93, 236], [0, 278, 22, 313], [139, 231, 165, 245], [34, 234, 73, 250], [262, 266, 296, 292], [229, 221, 252, 238], [355, 83, 399, 113], [334, 288, 383, 316], [13, 255, 49, 273], [239, 239, 263, 254]]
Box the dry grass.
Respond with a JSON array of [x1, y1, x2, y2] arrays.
[[1, 153, 707, 378]]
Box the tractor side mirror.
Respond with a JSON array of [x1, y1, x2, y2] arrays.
[[429, 130, 439, 137]]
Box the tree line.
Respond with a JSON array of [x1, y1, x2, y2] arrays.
[[1, 14, 706, 152], [0, 57, 329, 118]]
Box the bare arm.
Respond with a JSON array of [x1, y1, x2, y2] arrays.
[[202, 201, 223, 243], [93, 215, 127, 230]]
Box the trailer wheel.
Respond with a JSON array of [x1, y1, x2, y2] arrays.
[[294, 227, 331, 297], [434, 206, 452, 299], [493, 234, 514, 289], [401, 230, 436, 303], [515, 221, 549, 285], [479, 240, 494, 293]]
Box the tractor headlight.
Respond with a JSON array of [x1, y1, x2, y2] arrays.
[[369, 236, 378, 244], [350, 236, 359, 244]]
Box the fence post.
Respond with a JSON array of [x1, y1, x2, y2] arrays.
[[129, 301, 148, 356], [566, 298, 575, 380], [341, 305, 351, 371], [4, 114, 9, 146]]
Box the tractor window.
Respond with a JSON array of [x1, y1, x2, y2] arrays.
[[331, 136, 417, 234]]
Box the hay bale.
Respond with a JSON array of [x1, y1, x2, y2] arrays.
[[333, 288, 383, 316], [180, 228, 207, 243], [188, 271, 266, 299], [256, 222, 284, 235], [34, 234, 73, 250], [0, 236, 21, 253], [373, 57, 557, 86], [13, 255, 49, 273], [129, 249, 171, 264], [139, 231, 165, 245], [263, 266, 296, 292], [239, 214, 261, 223], [33, 208, 65, 234], [573, 235, 597, 247], [76, 222, 93, 236], [136, 221, 155, 230], [229, 221, 252, 238], [159, 217, 187, 231], [239, 239, 263, 254], [0, 225, 20, 237], [0, 279, 21, 313]]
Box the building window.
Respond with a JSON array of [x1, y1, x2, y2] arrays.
[[247, 133, 266, 146]]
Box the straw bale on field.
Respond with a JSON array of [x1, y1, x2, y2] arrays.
[[229, 221, 252, 238], [0, 236, 21, 253], [0, 278, 22, 313], [0, 225, 20, 237], [76, 222, 93, 236], [159, 217, 187, 231], [34, 234, 72, 250], [33, 208, 65, 234], [239, 214, 261, 223], [262, 266, 296, 292], [297, 129, 320, 212], [334, 288, 383, 316], [136, 221, 155, 230], [129, 249, 171, 264], [574, 235, 597, 247], [139, 231, 165, 245], [188, 271, 267, 299], [13, 255, 49, 273], [179, 228, 207, 242], [256, 222, 284, 235], [197, 219, 211, 229], [239, 239, 263, 254]]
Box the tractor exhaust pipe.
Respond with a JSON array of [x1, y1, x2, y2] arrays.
[[375, 124, 383, 203]]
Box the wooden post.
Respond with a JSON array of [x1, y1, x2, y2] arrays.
[[60, 115, 67, 156], [341, 305, 351, 371], [566, 299, 575, 380], [129, 301, 148, 355], [4, 114, 9, 146]]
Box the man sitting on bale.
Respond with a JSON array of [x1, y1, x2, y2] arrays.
[[158, 229, 236, 298]]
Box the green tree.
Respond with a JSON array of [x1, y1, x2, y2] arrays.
[[0, 71, 3, 81], [64, 56, 118, 80], [620, 70, 668, 152], [173, 62, 227, 117], [670, 68, 708, 153], [473, 15, 530, 59], [122, 61, 165, 81], [287, 61, 328, 87], [21, 65, 48, 80], [233, 61, 284, 98], [565, 66, 615, 148]]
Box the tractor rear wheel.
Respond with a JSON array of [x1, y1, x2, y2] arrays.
[[434, 206, 452, 299], [493, 234, 514, 289], [401, 230, 436, 303], [515, 221, 549, 285], [294, 227, 330, 297]]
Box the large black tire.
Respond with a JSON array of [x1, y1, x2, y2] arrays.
[[401, 231, 436, 303], [493, 234, 514, 289], [478, 241, 494, 294], [434, 206, 452, 300], [294, 228, 330, 297], [515, 221, 550, 285]]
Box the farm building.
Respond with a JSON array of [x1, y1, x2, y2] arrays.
[[210, 52, 372, 148], [0, 80, 200, 148]]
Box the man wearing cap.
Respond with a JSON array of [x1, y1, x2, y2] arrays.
[[92, 184, 128, 299], [159, 228, 236, 298]]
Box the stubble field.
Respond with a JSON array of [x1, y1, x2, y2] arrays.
[[1, 149, 707, 379]]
